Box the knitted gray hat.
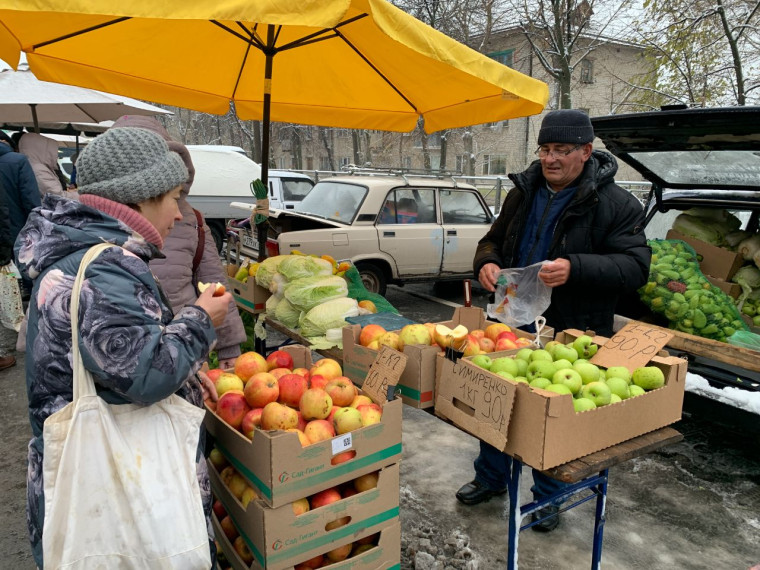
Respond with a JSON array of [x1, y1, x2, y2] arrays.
[[537, 110, 594, 145], [77, 127, 188, 204]]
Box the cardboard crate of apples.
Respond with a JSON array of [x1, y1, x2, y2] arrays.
[[210, 457, 399, 570], [466, 334, 666, 412], [203, 345, 402, 508], [341, 307, 550, 409], [436, 328, 687, 470]]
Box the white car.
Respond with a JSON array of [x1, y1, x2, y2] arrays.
[[235, 174, 495, 295]]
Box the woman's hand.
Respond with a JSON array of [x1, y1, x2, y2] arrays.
[[194, 287, 233, 328], [197, 370, 218, 402]]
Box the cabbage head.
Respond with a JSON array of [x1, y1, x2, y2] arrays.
[[284, 275, 349, 312], [255, 255, 290, 289], [274, 298, 302, 329], [298, 297, 360, 338], [279, 255, 333, 281], [265, 294, 280, 317]]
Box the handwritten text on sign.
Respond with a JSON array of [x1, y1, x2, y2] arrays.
[[590, 322, 673, 371], [362, 346, 406, 406], [453, 360, 515, 434]]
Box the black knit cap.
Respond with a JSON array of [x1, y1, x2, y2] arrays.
[[537, 110, 594, 145]]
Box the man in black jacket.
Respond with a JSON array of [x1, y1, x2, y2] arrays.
[[456, 110, 650, 531]]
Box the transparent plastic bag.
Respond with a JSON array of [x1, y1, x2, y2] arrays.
[[487, 262, 552, 328]]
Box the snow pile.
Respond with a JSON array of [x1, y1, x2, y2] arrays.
[[686, 372, 760, 415]]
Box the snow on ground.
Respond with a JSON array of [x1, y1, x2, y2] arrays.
[[686, 371, 760, 415]]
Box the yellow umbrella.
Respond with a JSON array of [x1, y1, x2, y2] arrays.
[[0, 0, 548, 137]]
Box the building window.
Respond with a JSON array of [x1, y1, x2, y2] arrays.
[[319, 156, 331, 170], [455, 154, 469, 173], [482, 154, 507, 175], [580, 59, 594, 83], [340, 157, 351, 167], [488, 49, 514, 68]]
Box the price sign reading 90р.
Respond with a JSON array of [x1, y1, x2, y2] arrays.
[[590, 322, 674, 371], [362, 346, 407, 406]]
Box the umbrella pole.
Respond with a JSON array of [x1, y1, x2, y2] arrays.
[[30, 104, 40, 133], [255, 25, 275, 263]]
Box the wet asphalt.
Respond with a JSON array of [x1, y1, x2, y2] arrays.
[[0, 282, 758, 569]]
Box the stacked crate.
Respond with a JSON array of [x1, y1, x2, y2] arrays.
[[204, 345, 403, 570]]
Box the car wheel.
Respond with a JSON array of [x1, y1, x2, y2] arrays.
[[356, 262, 387, 297]]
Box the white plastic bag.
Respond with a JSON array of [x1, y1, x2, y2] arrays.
[[487, 262, 552, 328], [42, 244, 210, 570], [0, 263, 23, 332]]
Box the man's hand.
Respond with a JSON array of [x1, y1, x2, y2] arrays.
[[539, 259, 571, 287], [478, 263, 502, 293]]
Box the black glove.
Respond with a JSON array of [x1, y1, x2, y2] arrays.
[[0, 245, 11, 267]]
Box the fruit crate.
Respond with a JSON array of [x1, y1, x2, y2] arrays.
[[435, 329, 687, 470], [210, 461, 400, 570]]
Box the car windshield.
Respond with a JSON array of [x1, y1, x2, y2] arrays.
[[280, 178, 314, 202], [296, 181, 367, 224], [629, 150, 760, 189]]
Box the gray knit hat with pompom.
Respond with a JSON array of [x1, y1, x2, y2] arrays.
[[77, 127, 188, 204]]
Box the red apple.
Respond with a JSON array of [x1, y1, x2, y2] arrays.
[[299, 388, 333, 420], [212, 499, 226, 520], [350, 394, 373, 408], [206, 368, 224, 383], [233, 351, 268, 381], [240, 407, 263, 439], [292, 367, 310, 380], [309, 374, 328, 390], [278, 373, 309, 408], [331, 450, 356, 465], [358, 324, 386, 347], [326, 543, 352, 563], [309, 358, 343, 382], [266, 349, 294, 371], [495, 337, 518, 351], [325, 378, 356, 407], [310, 487, 342, 510], [497, 330, 518, 342], [243, 372, 279, 408], [478, 337, 495, 353], [220, 515, 238, 541], [215, 372, 244, 397], [294, 555, 323, 570], [296, 411, 308, 431], [269, 367, 292, 380], [292, 497, 310, 516], [485, 323, 511, 343], [260, 401, 299, 430], [233, 536, 254, 564], [357, 403, 383, 426], [216, 390, 250, 430], [304, 419, 336, 444], [469, 329, 486, 341], [286, 428, 311, 447]]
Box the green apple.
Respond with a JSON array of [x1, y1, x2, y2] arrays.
[[552, 358, 573, 371], [609, 393, 622, 404], [753, 315, 760, 327], [573, 397, 597, 412], [526, 360, 556, 381], [632, 366, 665, 390], [573, 361, 601, 385], [551, 368, 583, 395], [605, 376, 630, 400], [512, 376, 529, 384], [544, 383, 573, 396], [598, 370, 606, 381], [495, 370, 515, 380], [529, 377, 552, 390], [605, 366, 631, 384], [529, 349, 553, 362], [580, 381, 611, 406], [490, 357, 519, 377], [515, 348, 534, 362], [552, 344, 578, 363], [574, 358, 589, 366], [470, 354, 493, 370], [543, 340, 562, 357], [573, 335, 598, 359], [513, 358, 529, 377], [628, 385, 646, 397]]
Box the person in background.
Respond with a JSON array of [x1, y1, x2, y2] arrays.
[[0, 131, 41, 297], [456, 109, 650, 531], [15, 126, 232, 567], [67, 151, 79, 189], [0, 177, 19, 371], [111, 115, 246, 371], [17, 132, 71, 198]]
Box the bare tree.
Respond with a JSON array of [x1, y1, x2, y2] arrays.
[[630, 0, 760, 106]]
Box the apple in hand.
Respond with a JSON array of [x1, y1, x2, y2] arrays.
[[551, 368, 583, 395], [580, 381, 612, 407]]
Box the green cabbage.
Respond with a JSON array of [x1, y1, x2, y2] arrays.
[[270, 273, 289, 297], [278, 256, 333, 281], [255, 255, 290, 289], [274, 298, 302, 328], [298, 297, 360, 338], [265, 294, 280, 317], [672, 214, 724, 245], [732, 265, 760, 305], [284, 275, 349, 312], [738, 234, 760, 261]]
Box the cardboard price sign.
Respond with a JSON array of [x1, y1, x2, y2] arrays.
[[361, 346, 407, 406], [591, 322, 673, 371]]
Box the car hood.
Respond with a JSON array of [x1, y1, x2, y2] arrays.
[[591, 106, 760, 191]]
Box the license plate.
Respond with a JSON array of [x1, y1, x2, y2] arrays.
[[242, 233, 257, 249]]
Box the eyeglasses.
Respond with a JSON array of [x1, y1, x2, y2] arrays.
[[534, 145, 582, 159]]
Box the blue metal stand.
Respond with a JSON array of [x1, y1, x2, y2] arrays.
[[506, 458, 609, 570]]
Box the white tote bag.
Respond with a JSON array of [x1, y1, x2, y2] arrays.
[[42, 243, 211, 570]]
